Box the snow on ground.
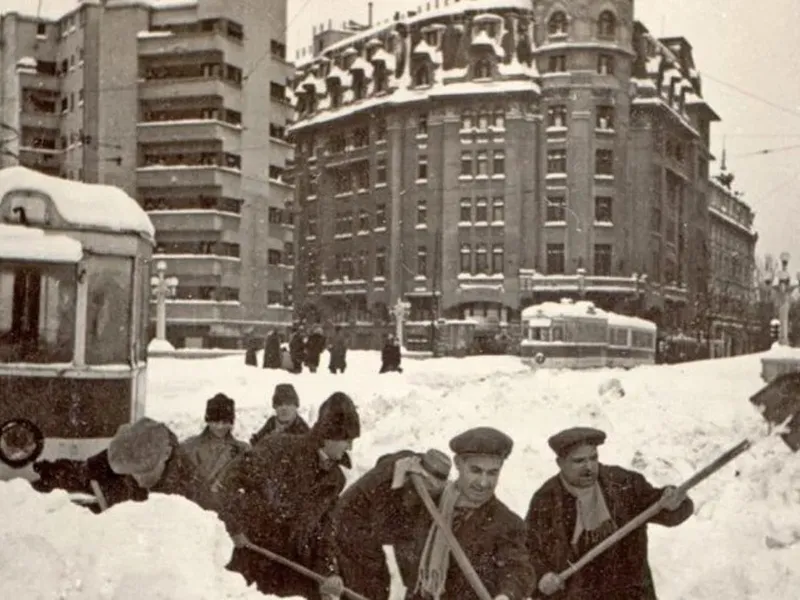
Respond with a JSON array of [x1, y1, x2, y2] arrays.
[[2, 349, 799, 598]]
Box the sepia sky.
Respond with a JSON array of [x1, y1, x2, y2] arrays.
[[287, 0, 800, 269]]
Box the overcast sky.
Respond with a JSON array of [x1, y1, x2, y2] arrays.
[[287, 0, 800, 270]]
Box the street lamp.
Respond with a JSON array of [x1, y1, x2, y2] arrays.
[[150, 260, 179, 342], [763, 252, 800, 347], [391, 298, 411, 349]]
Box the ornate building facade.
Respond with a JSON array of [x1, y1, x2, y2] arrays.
[[288, 0, 721, 333]]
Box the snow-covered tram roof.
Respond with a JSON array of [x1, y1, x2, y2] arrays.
[[607, 311, 657, 332], [0, 167, 155, 241], [521, 299, 609, 322]]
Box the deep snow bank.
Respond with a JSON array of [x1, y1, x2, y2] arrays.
[[0, 479, 296, 599]]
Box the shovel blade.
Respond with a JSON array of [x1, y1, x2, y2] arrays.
[[749, 371, 800, 452]]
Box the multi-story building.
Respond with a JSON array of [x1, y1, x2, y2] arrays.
[[706, 171, 758, 355], [288, 0, 722, 335], [0, 0, 294, 348]]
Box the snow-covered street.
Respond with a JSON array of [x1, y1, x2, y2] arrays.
[[1, 351, 798, 599]]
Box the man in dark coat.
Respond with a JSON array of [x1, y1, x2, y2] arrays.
[[249, 383, 310, 446], [180, 394, 249, 506], [219, 391, 361, 599], [380, 333, 403, 374], [328, 326, 348, 374], [262, 329, 282, 369], [333, 448, 452, 599], [525, 427, 694, 599], [289, 325, 306, 373], [243, 329, 259, 366], [401, 427, 535, 600], [305, 325, 327, 373]]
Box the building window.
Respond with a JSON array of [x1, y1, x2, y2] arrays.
[[597, 54, 615, 75], [268, 207, 283, 224], [376, 157, 387, 184], [492, 244, 504, 274], [547, 149, 567, 173], [491, 197, 505, 222], [547, 11, 568, 36], [476, 150, 489, 176], [417, 155, 428, 180], [417, 246, 428, 277], [461, 112, 473, 130], [475, 197, 488, 222], [493, 110, 505, 129], [418, 114, 428, 136], [376, 120, 387, 141], [359, 208, 370, 231], [475, 243, 489, 273], [328, 134, 346, 154], [417, 197, 427, 225], [477, 112, 490, 130], [376, 248, 386, 277], [460, 151, 473, 176], [474, 59, 492, 79], [413, 66, 431, 87], [594, 196, 613, 223], [306, 214, 318, 236], [375, 203, 387, 228], [596, 106, 614, 130], [595, 149, 614, 175], [546, 244, 565, 274], [492, 150, 505, 175], [354, 165, 370, 190], [268, 249, 282, 265], [548, 105, 567, 128], [597, 11, 616, 38], [460, 244, 472, 273], [548, 55, 567, 73], [460, 198, 472, 222], [594, 244, 612, 276], [37, 22, 47, 36], [546, 196, 566, 222], [270, 82, 287, 103], [270, 39, 287, 59], [353, 127, 369, 147]]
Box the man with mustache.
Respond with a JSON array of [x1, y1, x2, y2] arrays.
[[525, 427, 694, 599]]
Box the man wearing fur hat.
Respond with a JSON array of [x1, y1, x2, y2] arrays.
[[180, 394, 249, 500], [333, 448, 452, 599], [403, 427, 535, 600], [250, 383, 310, 446], [525, 427, 694, 599], [219, 391, 361, 599]]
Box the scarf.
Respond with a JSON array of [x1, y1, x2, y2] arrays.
[[560, 477, 616, 548], [414, 481, 483, 599]]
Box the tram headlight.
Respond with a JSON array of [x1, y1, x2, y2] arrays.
[[0, 419, 45, 468], [534, 352, 546, 365]]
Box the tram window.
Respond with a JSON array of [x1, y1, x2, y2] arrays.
[[0, 263, 76, 363], [84, 256, 133, 364], [551, 326, 564, 341]]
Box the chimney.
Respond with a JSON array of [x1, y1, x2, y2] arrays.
[[368, 2, 373, 27]]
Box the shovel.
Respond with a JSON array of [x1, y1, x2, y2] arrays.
[[558, 370, 800, 583]]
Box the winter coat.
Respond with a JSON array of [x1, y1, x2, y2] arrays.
[[333, 450, 430, 600], [400, 495, 535, 600], [328, 332, 348, 370], [305, 331, 327, 367], [180, 428, 249, 506], [525, 465, 694, 600], [249, 414, 311, 446], [219, 433, 349, 598], [289, 331, 306, 365], [262, 331, 282, 369], [380, 341, 402, 373], [244, 333, 260, 366]]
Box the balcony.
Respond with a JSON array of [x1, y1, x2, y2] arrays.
[[155, 254, 241, 279], [136, 165, 242, 196], [164, 299, 243, 324], [139, 78, 242, 112], [147, 210, 240, 233], [137, 32, 243, 66], [137, 119, 241, 147], [17, 70, 60, 92]]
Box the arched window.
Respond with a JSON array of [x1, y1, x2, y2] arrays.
[[598, 11, 616, 38], [413, 66, 431, 87], [547, 11, 568, 36], [474, 59, 492, 79]]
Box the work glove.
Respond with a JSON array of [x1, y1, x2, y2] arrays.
[[231, 533, 250, 549], [660, 485, 686, 511], [391, 455, 431, 490], [319, 574, 344, 599], [538, 572, 566, 596]]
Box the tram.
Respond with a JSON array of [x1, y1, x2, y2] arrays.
[[0, 166, 155, 481], [520, 298, 657, 369]]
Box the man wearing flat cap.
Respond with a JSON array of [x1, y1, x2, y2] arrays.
[[180, 393, 249, 503], [219, 391, 361, 599], [333, 447, 452, 599], [525, 426, 694, 599], [402, 426, 535, 600]]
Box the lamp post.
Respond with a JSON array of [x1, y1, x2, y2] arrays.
[[764, 252, 799, 347], [150, 260, 179, 343], [576, 267, 587, 300], [391, 298, 411, 349]]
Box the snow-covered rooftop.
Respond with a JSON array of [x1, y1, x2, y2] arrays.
[[1, 0, 196, 22], [521, 299, 609, 321], [0, 166, 155, 241], [0, 223, 83, 263]]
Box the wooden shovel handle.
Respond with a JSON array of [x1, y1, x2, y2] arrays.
[[559, 439, 752, 580], [410, 474, 494, 600], [243, 541, 371, 600]]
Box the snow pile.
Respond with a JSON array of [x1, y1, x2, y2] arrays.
[[0, 480, 295, 599]]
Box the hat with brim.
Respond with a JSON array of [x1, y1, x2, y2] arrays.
[[107, 418, 173, 476], [421, 448, 452, 480], [449, 426, 514, 460], [548, 426, 607, 458]]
